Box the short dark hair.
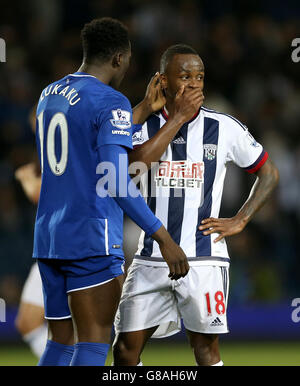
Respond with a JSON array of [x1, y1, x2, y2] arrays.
[[81, 17, 130, 63], [160, 44, 199, 73]]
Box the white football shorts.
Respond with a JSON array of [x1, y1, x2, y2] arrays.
[[20, 262, 44, 307], [114, 262, 229, 338]]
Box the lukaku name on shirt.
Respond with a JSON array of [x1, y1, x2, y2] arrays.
[[39, 83, 81, 106]]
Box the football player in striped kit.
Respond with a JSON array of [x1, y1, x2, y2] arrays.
[[113, 44, 279, 366]]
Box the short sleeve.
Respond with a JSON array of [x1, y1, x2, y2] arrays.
[[96, 93, 133, 150], [225, 119, 268, 173], [132, 122, 149, 148]]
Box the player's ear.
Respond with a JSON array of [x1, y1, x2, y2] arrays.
[[111, 52, 122, 68]]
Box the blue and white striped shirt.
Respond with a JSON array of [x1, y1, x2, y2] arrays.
[[131, 106, 268, 267]]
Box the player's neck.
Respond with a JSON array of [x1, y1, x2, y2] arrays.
[[77, 62, 114, 86]]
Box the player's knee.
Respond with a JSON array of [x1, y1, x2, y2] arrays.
[[112, 335, 140, 366], [50, 332, 74, 346], [188, 333, 220, 366], [48, 319, 74, 346], [76, 325, 112, 344]]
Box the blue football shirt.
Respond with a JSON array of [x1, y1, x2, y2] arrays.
[[33, 72, 135, 260]]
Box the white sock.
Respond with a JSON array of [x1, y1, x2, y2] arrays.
[[211, 360, 224, 366], [23, 324, 48, 358]]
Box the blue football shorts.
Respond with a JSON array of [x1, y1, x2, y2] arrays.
[[37, 255, 125, 319]]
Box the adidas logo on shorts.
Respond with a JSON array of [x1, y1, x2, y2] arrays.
[[210, 317, 224, 327]]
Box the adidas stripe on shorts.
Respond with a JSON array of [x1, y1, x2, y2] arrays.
[[114, 262, 229, 337]]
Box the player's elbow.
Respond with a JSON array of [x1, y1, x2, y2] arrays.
[[257, 159, 279, 190], [128, 153, 145, 169]]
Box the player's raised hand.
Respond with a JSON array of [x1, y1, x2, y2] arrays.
[[198, 215, 247, 243], [132, 73, 166, 124], [151, 225, 189, 280], [144, 72, 166, 113], [172, 86, 204, 123]]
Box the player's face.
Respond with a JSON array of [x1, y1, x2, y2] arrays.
[[112, 46, 131, 89], [162, 54, 204, 99]]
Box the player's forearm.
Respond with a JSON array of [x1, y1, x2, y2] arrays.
[[236, 159, 279, 225], [114, 193, 162, 236], [132, 99, 153, 125], [129, 115, 185, 169], [98, 144, 162, 236]]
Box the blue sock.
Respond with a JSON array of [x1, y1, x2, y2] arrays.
[[38, 340, 74, 366], [70, 342, 110, 366]]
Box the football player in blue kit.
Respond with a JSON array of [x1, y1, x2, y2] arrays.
[[33, 18, 202, 366]]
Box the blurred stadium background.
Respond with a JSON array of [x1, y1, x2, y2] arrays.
[[0, 0, 300, 366]]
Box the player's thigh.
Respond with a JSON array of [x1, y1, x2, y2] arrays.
[[37, 258, 74, 344], [37, 258, 72, 320], [63, 254, 125, 341], [115, 263, 178, 338], [113, 326, 158, 360], [69, 274, 124, 343], [186, 330, 220, 351], [175, 265, 229, 334]]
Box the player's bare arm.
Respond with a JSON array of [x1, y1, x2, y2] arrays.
[[129, 84, 204, 169], [199, 158, 279, 242], [15, 162, 41, 204]]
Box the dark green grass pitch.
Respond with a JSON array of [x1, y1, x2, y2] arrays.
[[0, 341, 299, 366]]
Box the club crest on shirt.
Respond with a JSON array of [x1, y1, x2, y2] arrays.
[[110, 109, 131, 130], [203, 144, 217, 161]]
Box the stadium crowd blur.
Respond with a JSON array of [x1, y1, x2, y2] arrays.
[[0, 0, 299, 309]]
